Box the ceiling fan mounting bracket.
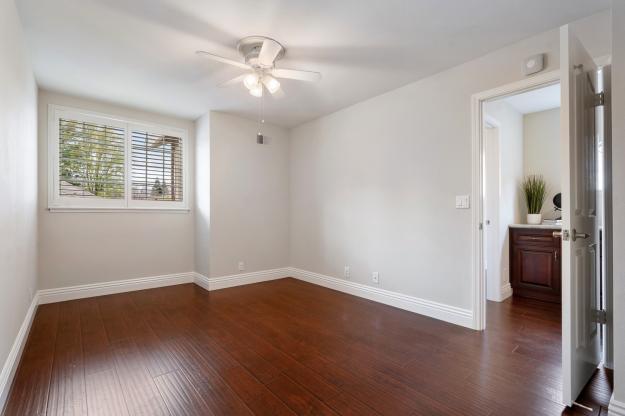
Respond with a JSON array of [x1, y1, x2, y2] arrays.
[[237, 36, 285, 67]]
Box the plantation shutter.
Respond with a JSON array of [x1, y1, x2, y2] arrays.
[[58, 118, 125, 199], [131, 130, 183, 201]]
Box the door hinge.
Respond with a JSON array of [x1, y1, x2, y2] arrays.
[[593, 92, 605, 107], [594, 309, 607, 325]]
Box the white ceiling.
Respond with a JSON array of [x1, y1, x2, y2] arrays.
[[502, 83, 561, 114], [16, 0, 609, 127]]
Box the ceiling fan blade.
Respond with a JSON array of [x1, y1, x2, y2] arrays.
[[272, 68, 321, 82], [258, 39, 282, 66], [196, 50, 251, 70], [218, 73, 247, 87]]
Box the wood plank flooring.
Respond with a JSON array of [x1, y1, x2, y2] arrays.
[[2, 278, 612, 415]]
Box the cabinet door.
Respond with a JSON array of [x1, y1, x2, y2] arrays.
[[512, 245, 561, 303]]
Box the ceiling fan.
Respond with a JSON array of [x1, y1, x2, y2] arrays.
[[196, 36, 321, 98]]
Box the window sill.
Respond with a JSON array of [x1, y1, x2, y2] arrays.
[[47, 207, 191, 213]]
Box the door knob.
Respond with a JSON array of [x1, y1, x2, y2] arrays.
[[553, 229, 588, 241], [572, 229, 590, 241]]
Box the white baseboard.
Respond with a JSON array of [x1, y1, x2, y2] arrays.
[[2, 265, 476, 410], [500, 283, 513, 300], [487, 283, 513, 303], [37, 272, 195, 304], [287, 267, 473, 329], [0, 294, 39, 413], [610, 395, 625, 416], [193, 268, 289, 291]]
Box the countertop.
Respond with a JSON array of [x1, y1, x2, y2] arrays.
[[509, 223, 562, 230]]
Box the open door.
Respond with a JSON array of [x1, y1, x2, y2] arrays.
[[560, 24, 604, 406]]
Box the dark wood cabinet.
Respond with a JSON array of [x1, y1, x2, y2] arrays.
[[509, 227, 561, 303]]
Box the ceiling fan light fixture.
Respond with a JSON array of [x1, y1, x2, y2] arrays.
[[262, 75, 281, 94], [198, 36, 322, 100], [249, 84, 263, 97], [243, 73, 260, 90]]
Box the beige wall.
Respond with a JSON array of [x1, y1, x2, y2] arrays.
[[289, 13, 609, 310], [207, 112, 289, 277], [0, 0, 38, 408], [37, 90, 195, 289], [523, 107, 561, 217]]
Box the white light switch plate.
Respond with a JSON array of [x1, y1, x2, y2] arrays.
[[456, 195, 470, 209]]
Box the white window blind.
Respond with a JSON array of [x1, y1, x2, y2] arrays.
[[58, 118, 125, 199], [49, 105, 188, 211], [131, 131, 183, 202]]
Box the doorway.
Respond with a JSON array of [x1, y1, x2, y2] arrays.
[[470, 70, 561, 331], [471, 57, 612, 409], [483, 83, 562, 307]]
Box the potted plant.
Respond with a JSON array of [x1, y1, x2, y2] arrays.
[[522, 175, 547, 225]]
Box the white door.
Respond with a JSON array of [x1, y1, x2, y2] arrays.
[[484, 125, 501, 301], [560, 24, 602, 406]]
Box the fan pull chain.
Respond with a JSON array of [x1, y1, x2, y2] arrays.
[[257, 86, 265, 144]]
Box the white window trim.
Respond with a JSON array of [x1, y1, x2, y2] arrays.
[[48, 104, 190, 212]]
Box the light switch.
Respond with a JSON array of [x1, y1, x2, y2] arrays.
[[456, 195, 470, 209]]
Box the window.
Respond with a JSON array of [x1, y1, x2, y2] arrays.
[[131, 130, 183, 202], [48, 105, 188, 211]]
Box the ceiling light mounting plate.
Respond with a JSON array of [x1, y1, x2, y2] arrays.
[[237, 36, 285, 67]]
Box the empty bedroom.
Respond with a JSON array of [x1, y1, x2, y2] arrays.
[[2, 0, 625, 415]]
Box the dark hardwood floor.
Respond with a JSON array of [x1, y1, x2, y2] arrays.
[[3, 278, 612, 415]]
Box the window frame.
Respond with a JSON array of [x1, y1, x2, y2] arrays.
[[48, 104, 189, 212]]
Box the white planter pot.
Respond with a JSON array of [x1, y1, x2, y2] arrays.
[[527, 213, 542, 225]]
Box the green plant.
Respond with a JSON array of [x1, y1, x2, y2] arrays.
[[522, 175, 547, 214]]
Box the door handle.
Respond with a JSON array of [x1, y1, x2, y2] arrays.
[[556, 229, 590, 241], [572, 229, 590, 241]]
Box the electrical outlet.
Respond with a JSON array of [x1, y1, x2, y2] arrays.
[[344, 266, 350, 279], [372, 272, 379, 284], [238, 261, 245, 272]]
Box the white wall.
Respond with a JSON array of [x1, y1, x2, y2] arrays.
[[610, 0, 625, 411], [523, 107, 561, 218], [37, 90, 195, 289], [484, 100, 524, 301], [194, 113, 210, 277], [289, 13, 609, 311], [208, 112, 289, 277], [0, 0, 38, 408]]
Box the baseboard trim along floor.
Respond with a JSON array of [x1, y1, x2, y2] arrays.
[[1, 265, 474, 410], [32, 267, 473, 329], [193, 268, 289, 291], [37, 272, 195, 304], [0, 295, 38, 413], [609, 395, 625, 416], [286, 267, 473, 329]]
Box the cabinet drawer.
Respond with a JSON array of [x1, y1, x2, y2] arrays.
[[511, 229, 558, 246]]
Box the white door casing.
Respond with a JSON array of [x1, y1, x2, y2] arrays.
[[560, 24, 602, 406], [471, 69, 560, 331]]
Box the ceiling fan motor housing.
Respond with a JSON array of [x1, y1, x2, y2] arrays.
[[237, 36, 285, 68]]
